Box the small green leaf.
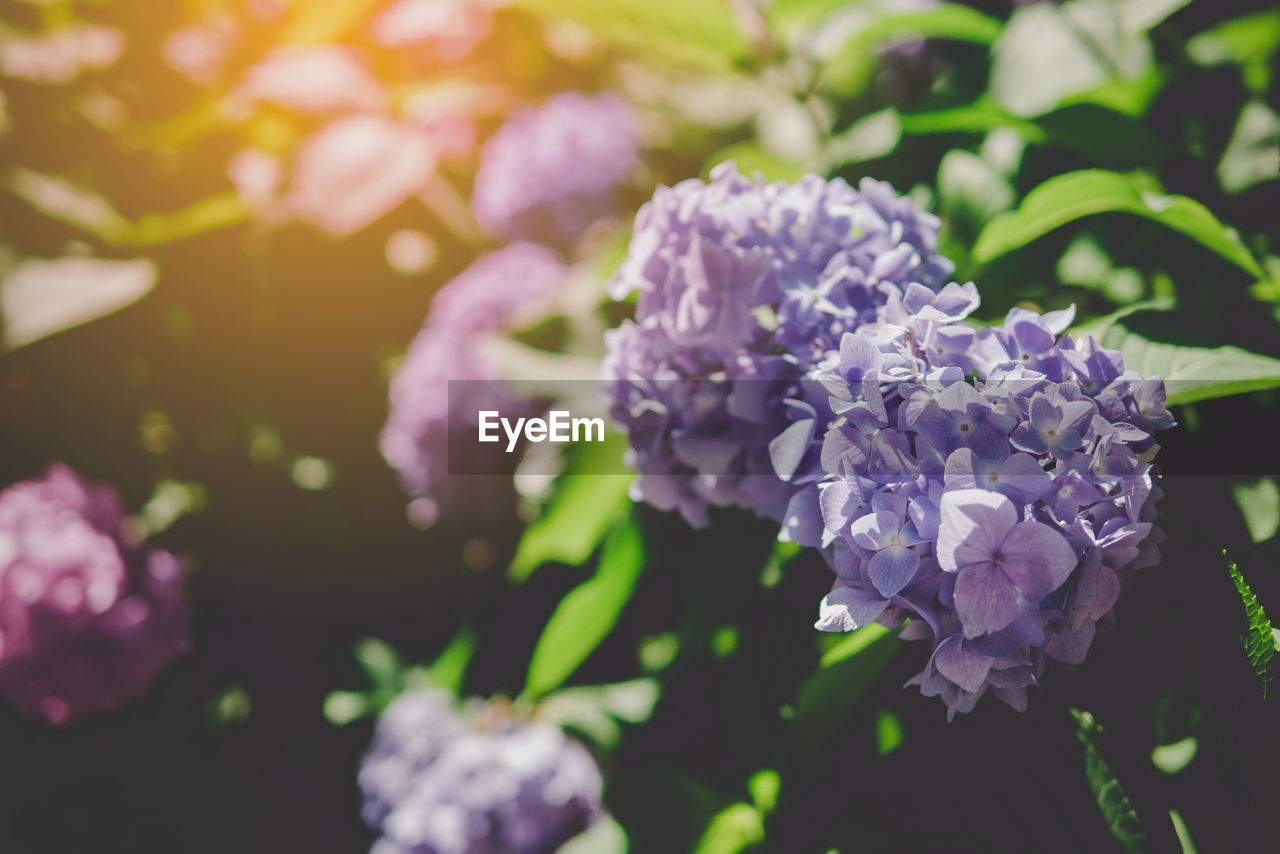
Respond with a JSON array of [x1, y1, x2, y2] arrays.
[[204, 683, 253, 730], [511, 0, 751, 68], [555, 815, 628, 854], [974, 170, 1262, 277], [323, 691, 375, 727], [875, 709, 905, 756], [1186, 9, 1280, 95], [899, 98, 1048, 141], [1151, 736, 1198, 775], [1232, 478, 1280, 544], [535, 679, 662, 748], [692, 802, 764, 854], [354, 637, 403, 694], [791, 626, 901, 764], [1097, 321, 1280, 405], [1072, 708, 1148, 854], [1223, 551, 1277, 698], [824, 110, 902, 168], [525, 521, 646, 698], [1169, 809, 1198, 854], [938, 149, 1015, 226], [510, 433, 635, 581], [1217, 101, 1280, 195], [426, 625, 478, 695], [748, 769, 780, 815], [820, 623, 892, 668]]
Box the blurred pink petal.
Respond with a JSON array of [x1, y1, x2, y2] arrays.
[[163, 20, 235, 84], [236, 45, 386, 113], [0, 26, 123, 84], [290, 115, 439, 237], [228, 148, 282, 208], [371, 0, 493, 58]]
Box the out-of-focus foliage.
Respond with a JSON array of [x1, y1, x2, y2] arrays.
[[3, 0, 1280, 851]]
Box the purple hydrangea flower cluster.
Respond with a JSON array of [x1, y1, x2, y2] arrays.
[[381, 242, 570, 525], [602, 162, 953, 526], [472, 93, 640, 250], [776, 300, 1171, 717], [0, 464, 190, 725], [360, 690, 604, 854], [604, 166, 1174, 716]]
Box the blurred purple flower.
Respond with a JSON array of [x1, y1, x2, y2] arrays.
[[360, 690, 604, 854], [0, 465, 190, 725], [472, 93, 640, 250], [381, 243, 569, 523]]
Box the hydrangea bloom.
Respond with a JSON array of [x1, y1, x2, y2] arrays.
[[794, 300, 1170, 717], [602, 162, 953, 526], [360, 690, 604, 854], [381, 243, 569, 525], [604, 165, 1173, 716], [472, 93, 639, 250], [0, 465, 190, 725]]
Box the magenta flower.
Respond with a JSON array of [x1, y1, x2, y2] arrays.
[[0, 465, 190, 725]]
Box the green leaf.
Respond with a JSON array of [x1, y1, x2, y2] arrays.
[[1072, 708, 1148, 854], [692, 802, 764, 854], [819, 623, 893, 668], [1223, 551, 1277, 698], [204, 683, 253, 730], [510, 433, 635, 581], [898, 98, 1048, 141], [525, 521, 646, 698], [875, 708, 905, 755], [555, 815, 628, 854], [322, 691, 376, 727], [1151, 736, 1198, 775], [535, 678, 661, 747], [1186, 9, 1280, 95], [747, 769, 780, 815], [1217, 101, 1280, 195], [824, 109, 902, 168], [425, 625, 478, 695], [354, 637, 403, 694], [1232, 478, 1280, 544], [991, 0, 1158, 118], [511, 0, 750, 68], [1097, 321, 1280, 405], [973, 170, 1262, 277], [938, 149, 1015, 226], [790, 626, 901, 763], [822, 4, 1002, 96]]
